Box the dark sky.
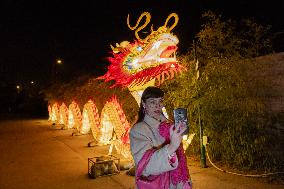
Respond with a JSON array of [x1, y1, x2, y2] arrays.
[[0, 0, 284, 88]]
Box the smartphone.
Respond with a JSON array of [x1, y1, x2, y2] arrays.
[[173, 108, 189, 135]]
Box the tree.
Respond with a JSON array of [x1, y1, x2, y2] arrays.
[[162, 11, 280, 171]]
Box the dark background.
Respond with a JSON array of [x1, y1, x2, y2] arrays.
[[0, 0, 283, 115]]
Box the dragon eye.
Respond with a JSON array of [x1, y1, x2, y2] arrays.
[[137, 46, 143, 51]]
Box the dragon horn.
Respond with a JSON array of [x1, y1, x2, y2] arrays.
[[110, 45, 120, 53], [150, 24, 154, 32], [127, 12, 151, 41], [163, 13, 179, 32]]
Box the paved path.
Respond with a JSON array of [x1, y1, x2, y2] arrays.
[[0, 119, 283, 189]]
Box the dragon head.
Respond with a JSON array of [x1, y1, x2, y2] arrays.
[[98, 12, 185, 88]]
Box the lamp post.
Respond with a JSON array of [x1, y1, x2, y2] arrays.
[[51, 58, 63, 84], [56, 59, 62, 64], [16, 85, 21, 94], [193, 40, 207, 168]]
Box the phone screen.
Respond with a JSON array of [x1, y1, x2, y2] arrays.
[[173, 108, 189, 135]]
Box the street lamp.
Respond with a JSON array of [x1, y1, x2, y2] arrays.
[[16, 85, 21, 93], [51, 58, 63, 84], [56, 59, 62, 64]]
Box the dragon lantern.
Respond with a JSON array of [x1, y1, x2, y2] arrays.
[[48, 12, 187, 160], [98, 12, 185, 91], [97, 12, 186, 157]]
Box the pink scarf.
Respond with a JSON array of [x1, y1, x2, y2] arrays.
[[136, 149, 170, 189], [159, 121, 190, 186]]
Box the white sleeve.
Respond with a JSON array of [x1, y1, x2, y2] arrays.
[[130, 128, 178, 176]]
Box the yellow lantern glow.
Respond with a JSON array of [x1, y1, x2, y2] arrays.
[[59, 103, 68, 127], [81, 110, 90, 134], [68, 109, 75, 129], [99, 96, 132, 159], [68, 101, 82, 131], [81, 100, 101, 138], [99, 113, 113, 145], [51, 103, 59, 123], [182, 133, 196, 150]]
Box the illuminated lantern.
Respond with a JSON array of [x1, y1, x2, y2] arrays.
[[182, 133, 196, 150], [59, 103, 68, 128], [99, 96, 130, 148], [111, 139, 132, 159], [68, 101, 82, 131], [51, 103, 59, 123], [67, 108, 75, 129], [47, 12, 189, 160], [48, 105, 52, 121], [81, 108, 91, 134], [98, 12, 185, 158], [98, 12, 184, 89], [81, 100, 100, 137], [99, 113, 113, 145]]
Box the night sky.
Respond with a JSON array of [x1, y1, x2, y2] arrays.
[[0, 0, 284, 88]]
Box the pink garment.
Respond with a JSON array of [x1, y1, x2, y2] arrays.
[[136, 148, 170, 189], [159, 121, 190, 186]]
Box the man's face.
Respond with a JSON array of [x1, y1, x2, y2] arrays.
[[142, 97, 164, 118]]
